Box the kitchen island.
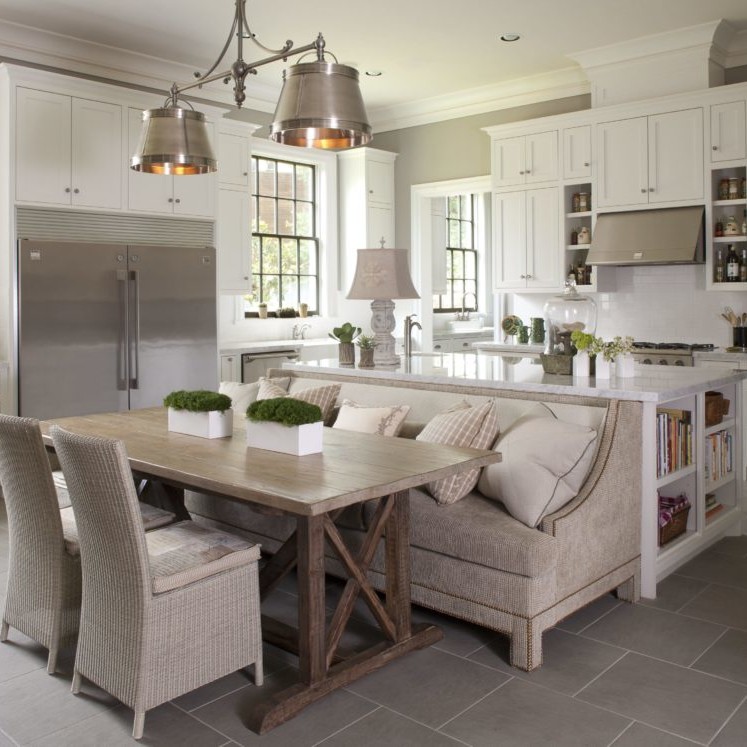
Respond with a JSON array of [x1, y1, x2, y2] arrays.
[[287, 353, 747, 597]]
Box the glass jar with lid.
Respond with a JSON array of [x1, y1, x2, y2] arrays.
[[543, 279, 597, 355]]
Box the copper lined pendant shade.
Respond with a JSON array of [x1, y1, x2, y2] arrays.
[[130, 107, 217, 175], [270, 61, 372, 149]]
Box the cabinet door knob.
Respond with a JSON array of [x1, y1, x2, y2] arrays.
[[641, 188, 647, 193], [64, 187, 71, 193], [525, 169, 531, 174], [168, 198, 174, 203], [73, 188, 79, 194], [526, 273, 533, 279], [648, 187, 654, 192], [175, 198, 181, 204], [243, 171, 248, 176], [243, 275, 249, 280], [712, 145, 718, 151], [520, 274, 526, 279], [584, 162, 590, 167]]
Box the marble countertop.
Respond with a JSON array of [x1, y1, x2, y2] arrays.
[[285, 353, 747, 403], [692, 348, 747, 363], [473, 341, 544, 354]]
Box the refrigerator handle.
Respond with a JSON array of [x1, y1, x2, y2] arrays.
[[116, 269, 128, 391], [129, 269, 140, 390]]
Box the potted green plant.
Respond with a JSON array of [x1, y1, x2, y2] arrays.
[[329, 322, 361, 366], [164, 390, 233, 439], [355, 333, 377, 368], [245, 397, 324, 455]]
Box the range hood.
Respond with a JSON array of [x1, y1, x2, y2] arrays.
[[587, 206, 705, 266]]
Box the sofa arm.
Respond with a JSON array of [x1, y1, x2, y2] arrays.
[[540, 399, 642, 598]]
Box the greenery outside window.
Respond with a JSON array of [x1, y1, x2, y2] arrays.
[[434, 194, 477, 313], [246, 155, 319, 313]]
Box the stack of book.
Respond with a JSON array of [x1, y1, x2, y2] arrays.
[[656, 408, 693, 478], [705, 492, 724, 522], [704, 429, 733, 483]]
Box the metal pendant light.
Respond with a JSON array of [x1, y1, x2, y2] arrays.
[[270, 60, 371, 149], [130, 0, 371, 175]]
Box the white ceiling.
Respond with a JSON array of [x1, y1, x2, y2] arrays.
[[1, 0, 747, 130]]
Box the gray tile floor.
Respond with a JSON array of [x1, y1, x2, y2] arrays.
[[2, 497, 747, 746]]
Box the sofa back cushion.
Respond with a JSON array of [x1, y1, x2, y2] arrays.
[[477, 403, 598, 527]]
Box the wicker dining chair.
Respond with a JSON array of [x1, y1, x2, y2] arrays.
[[51, 426, 263, 740], [0, 414, 174, 674]]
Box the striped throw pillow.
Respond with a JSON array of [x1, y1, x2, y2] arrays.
[[416, 400, 499, 505], [258, 381, 341, 424]]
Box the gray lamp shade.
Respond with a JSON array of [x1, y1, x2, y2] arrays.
[[347, 248, 420, 300], [130, 107, 217, 175], [270, 61, 372, 150]]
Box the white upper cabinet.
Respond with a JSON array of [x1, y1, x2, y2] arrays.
[[562, 125, 592, 179], [16, 88, 122, 209], [365, 157, 395, 206], [127, 108, 215, 217], [710, 101, 746, 162], [217, 187, 251, 294], [218, 131, 250, 188], [492, 131, 558, 188], [596, 108, 703, 208], [493, 187, 559, 290]]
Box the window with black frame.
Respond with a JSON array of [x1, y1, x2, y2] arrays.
[[433, 194, 477, 313], [246, 155, 319, 314]]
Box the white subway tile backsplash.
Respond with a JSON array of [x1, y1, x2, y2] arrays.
[[509, 266, 744, 348]]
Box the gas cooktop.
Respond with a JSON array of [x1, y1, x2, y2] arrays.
[[632, 342, 715, 352]]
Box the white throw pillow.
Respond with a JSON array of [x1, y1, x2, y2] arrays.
[[219, 377, 289, 415], [477, 405, 597, 527], [416, 400, 499, 505], [332, 399, 411, 437]]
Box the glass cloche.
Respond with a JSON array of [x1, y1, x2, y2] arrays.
[[543, 279, 597, 355]]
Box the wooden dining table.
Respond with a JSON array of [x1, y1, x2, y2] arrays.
[[40, 407, 501, 733]]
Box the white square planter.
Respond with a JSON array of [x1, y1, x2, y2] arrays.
[[246, 420, 323, 456], [168, 408, 234, 439]]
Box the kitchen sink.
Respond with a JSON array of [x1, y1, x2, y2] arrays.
[[448, 319, 483, 331]]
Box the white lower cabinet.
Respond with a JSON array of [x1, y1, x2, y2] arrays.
[[493, 187, 559, 290], [220, 354, 241, 382]]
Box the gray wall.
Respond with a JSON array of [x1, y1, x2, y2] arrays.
[[372, 94, 591, 248]]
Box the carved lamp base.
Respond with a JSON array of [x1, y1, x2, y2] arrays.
[[370, 299, 400, 367]]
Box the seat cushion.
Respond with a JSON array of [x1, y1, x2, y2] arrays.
[[146, 521, 261, 593], [60, 501, 175, 557], [363, 487, 557, 578]]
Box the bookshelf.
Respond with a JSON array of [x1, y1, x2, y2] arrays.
[[649, 381, 743, 595]]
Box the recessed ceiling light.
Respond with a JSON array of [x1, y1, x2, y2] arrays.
[[500, 33, 521, 42], [365, 70, 382, 77]]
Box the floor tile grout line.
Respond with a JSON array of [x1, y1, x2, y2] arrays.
[[435, 676, 514, 732], [670, 580, 714, 614], [572, 649, 630, 698], [0, 724, 20, 747], [686, 625, 731, 669], [572, 599, 624, 634], [168, 701, 241, 745], [605, 719, 637, 746], [706, 693, 747, 746], [311, 705, 382, 746]]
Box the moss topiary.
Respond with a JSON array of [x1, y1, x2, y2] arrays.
[[246, 397, 322, 427], [163, 390, 232, 413]]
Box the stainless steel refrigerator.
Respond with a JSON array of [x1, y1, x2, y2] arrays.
[[18, 239, 218, 419]]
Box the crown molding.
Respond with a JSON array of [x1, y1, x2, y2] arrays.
[[371, 67, 590, 134], [0, 18, 279, 112], [729, 29, 747, 68]]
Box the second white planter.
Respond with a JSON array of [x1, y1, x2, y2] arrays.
[[168, 408, 234, 439], [246, 420, 323, 456]]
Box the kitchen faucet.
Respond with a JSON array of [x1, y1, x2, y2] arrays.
[[292, 322, 311, 340], [456, 292, 477, 321], [403, 314, 422, 357]]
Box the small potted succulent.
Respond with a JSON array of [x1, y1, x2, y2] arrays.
[[164, 390, 233, 439], [355, 333, 377, 368], [329, 322, 361, 366], [245, 397, 323, 455]]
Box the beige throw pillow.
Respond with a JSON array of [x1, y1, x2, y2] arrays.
[[477, 405, 597, 527], [257, 381, 341, 423], [416, 400, 499, 505], [332, 399, 411, 437], [219, 377, 290, 415]]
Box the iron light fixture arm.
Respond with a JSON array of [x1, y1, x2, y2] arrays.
[[166, 0, 325, 109]]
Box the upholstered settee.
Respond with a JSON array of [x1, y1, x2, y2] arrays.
[[185, 368, 642, 671]]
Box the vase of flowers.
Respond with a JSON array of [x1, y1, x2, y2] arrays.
[[610, 336, 635, 378]]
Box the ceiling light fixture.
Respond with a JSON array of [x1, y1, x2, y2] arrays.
[[500, 33, 521, 42], [131, 0, 372, 175]]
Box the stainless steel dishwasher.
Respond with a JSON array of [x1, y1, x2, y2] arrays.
[[241, 349, 300, 382]]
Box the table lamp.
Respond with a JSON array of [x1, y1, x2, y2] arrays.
[[346, 246, 420, 366]]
